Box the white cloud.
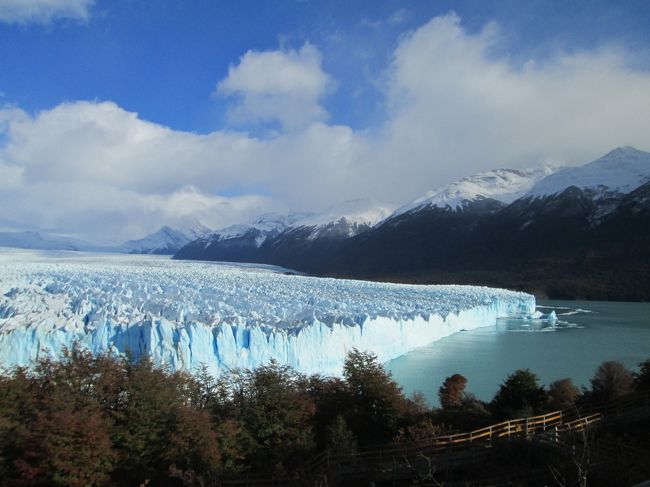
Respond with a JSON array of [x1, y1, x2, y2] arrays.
[[2, 14, 650, 242], [0, 101, 353, 242], [367, 13, 650, 202], [0, 0, 94, 23], [388, 9, 410, 25], [216, 43, 333, 130], [0, 162, 22, 188]]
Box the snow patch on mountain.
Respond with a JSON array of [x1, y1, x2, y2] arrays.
[[295, 198, 396, 228], [393, 165, 558, 216], [529, 146, 650, 198], [121, 220, 212, 254], [198, 199, 396, 248], [208, 212, 311, 247]]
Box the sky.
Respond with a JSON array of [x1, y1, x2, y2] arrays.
[[1, 0, 650, 243]]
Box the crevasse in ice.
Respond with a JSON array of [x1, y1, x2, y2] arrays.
[[0, 251, 536, 376]]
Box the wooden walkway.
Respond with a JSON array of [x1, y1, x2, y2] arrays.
[[220, 391, 650, 486]]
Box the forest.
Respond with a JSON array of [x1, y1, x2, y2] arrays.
[[0, 346, 648, 486]]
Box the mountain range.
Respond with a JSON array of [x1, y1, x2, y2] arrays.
[[175, 146, 650, 300], [2, 146, 649, 299], [0, 221, 211, 255], [174, 198, 395, 266]]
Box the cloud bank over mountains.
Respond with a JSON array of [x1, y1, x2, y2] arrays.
[[1, 13, 650, 243]]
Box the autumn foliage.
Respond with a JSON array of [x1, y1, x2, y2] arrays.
[[0, 347, 415, 485], [0, 345, 647, 486]]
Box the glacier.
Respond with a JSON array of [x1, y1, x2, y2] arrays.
[[0, 250, 536, 376]]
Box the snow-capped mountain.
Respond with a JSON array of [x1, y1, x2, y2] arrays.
[[176, 147, 650, 300], [0, 231, 111, 252], [529, 146, 650, 199], [323, 147, 650, 299], [0, 222, 212, 255], [174, 199, 395, 264], [296, 198, 395, 228], [121, 221, 212, 255], [288, 198, 396, 239], [393, 165, 558, 216], [205, 212, 311, 248]]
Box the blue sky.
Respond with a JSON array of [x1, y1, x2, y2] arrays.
[[3, 0, 650, 132], [1, 0, 650, 242]]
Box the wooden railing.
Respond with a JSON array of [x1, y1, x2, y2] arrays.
[[300, 391, 650, 481], [220, 391, 650, 486]]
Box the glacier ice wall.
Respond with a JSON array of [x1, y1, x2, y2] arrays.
[[0, 250, 536, 376]]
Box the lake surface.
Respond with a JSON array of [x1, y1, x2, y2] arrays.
[[386, 300, 650, 407]]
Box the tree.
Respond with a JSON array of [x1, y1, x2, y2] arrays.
[[438, 374, 468, 409], [547, 378, 580, 411], [590, 361, 634, 402], [634, 358, 650, 392], [307, 375, 353, 450], [0, 351, 115, 487], [214, 419, 251, 475], [342, 349, 406, 444], [491, 369, 548, 418], [165, 406, 221, 486], [225, 361, 316, 473], [15, 406, 115, 487], [111, 358, 223, 485], [326, 415, 357, 456]]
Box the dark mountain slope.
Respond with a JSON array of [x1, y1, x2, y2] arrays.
[[323, 184, 650, 300]]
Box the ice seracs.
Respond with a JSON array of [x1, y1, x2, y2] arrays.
[[0, 250, 535, 376]]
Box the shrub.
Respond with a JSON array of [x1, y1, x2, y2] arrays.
[[635, 359, 650, 392], [439, 374, 468, 409], [590, 361, 634, 403], [491, 369, 548, 418], [547, 378, 580, 411]]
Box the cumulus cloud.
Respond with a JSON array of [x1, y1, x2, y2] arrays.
[[216, 43, 333, 130], [0, 101, 355, 242], [367, 13, 650, 202], [0, 0, 94, 23], [2, 14, 650, 242]]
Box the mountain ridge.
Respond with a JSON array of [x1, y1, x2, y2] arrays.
[[175, 147, 650, 300]]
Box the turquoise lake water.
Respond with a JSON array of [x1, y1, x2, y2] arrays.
[[386, 300, 650, 407]]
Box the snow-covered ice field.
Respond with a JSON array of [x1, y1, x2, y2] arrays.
[[0, 249, 536, 375]]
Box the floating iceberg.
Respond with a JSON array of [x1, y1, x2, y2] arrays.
[[0, 250, 535, 376]]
